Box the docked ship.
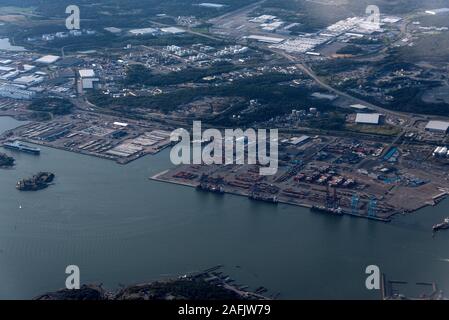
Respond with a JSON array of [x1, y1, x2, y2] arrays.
[[311, 205, 344, 215], [3, 141, 40, 155], [433, 217, 449, 232], [196, 183, 225, 194], [249, 193, 279, 204]]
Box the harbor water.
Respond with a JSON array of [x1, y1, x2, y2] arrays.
[[1, 116, 449, 299]]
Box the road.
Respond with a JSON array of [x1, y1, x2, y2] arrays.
[[273, 49, 415, 120]]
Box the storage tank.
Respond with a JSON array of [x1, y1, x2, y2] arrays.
[[439, 147, 448, 156]]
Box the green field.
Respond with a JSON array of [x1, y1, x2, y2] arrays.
[[345, 123, 401, 136]]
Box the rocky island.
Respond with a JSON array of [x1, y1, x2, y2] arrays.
[[34, 266, 270, 300], [0, 152, 14, 168], [16, 172, 55, 191]]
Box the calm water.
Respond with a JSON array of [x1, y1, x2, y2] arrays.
[[0, 38, 25, 51], [1, 116, 449, 299]]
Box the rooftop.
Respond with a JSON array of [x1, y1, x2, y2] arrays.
[[35, 55, 60, 64], [79, 69, 95, 78], [350, 104, 369, 110], [160, 27, 186, 34], [198, 3, 225, 8], [425, 120, 449, 131], [129, 28, 158, 35], [247, 35, 284, 44], [355, 113, 382, 125]]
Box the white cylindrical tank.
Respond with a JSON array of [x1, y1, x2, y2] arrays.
[[439, 147, 448, 156]]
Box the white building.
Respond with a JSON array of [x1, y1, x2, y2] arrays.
[[78, 69, 99, 91], [0, 84, 36, 100], [247, 35, 285, 44], [35, 55, 60, 64], [13, 74, 44, 87], [129, 28, 158, 36], [425, 8, 449, 15], [250, 15, 277, 24], [425, 120, 449, 133], [350, 104, 369, 110], [198, 3, 225, 9], [160, 27, 186, 34], [104, 27, 122, 34], [355, 113, 382, 125], [290, 135, 310, 145]]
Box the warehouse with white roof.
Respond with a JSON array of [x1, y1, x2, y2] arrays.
[[35, 55, 60, 64], [355, 113, 383, 125], [78, 69, 99, 91], [425, 120, 449, 133]]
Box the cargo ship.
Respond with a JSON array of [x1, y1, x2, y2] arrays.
[[196, 183, 224, 194], [3, 141, 40, 155], [249, 194, 279, 204], [433, 217, 449, 232]]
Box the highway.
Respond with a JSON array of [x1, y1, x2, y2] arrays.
[[273, 49, 415, 120]]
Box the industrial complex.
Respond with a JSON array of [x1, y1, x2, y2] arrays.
[[1, 1, 449, 224]]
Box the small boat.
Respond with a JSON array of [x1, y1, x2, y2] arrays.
[[433, 217, 449, 232]]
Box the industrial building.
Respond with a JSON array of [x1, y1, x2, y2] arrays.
[[0, 66, 14, 72], [289, 135, 310, 145], [35, 55, 60, 64], [425, 120, 449, 133], [273, 36, 330, 54], [78, 69, 99, 92], [433, 146, 449, 157], [198, 3, 225, 9], [13, 74, 44, 87], [160, 27, 186, 34], [350, 104, 370, 112], [250, 15, 277, 24], [0, 83, 36, 99], [129, 28, 159, 36], [104, 27, 122, 34], [246, 35, 285, 44], [425, 8, 449, 15], [355, 113, 382, 125]]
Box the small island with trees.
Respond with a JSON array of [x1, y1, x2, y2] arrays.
[[0, 152, 15, 168], [16, 172, 55, 191]]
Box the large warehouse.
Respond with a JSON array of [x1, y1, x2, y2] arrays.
[[425, 120, 449, 133], [355, 113, 382, 125]]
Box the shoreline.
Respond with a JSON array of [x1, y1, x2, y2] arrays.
[[150, 170, 396, 222], [35, 265, 272, 301]]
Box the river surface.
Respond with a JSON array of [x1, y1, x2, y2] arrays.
[[0, 38, 25, 51], [1, 116, 449, 299]]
